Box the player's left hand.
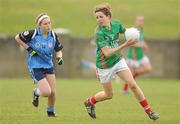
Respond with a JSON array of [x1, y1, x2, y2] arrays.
[[142, 43, 150, 52], [57, 57, 64, 65]]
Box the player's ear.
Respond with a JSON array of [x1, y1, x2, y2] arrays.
[[108, 14, 112, 19]]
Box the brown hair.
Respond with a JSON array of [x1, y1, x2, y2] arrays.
[[35, 13, 48, 25], [94, 3, 112, 17]]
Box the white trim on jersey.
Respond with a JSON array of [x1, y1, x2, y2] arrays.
[[51, 30, 56, 41], [32, 29, 37, 39]]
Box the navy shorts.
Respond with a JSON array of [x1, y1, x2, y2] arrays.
[[30, 68, 55, 83]]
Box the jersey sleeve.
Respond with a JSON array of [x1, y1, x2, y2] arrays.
[[96, 32, 109, 48], [18, 29, 35, 43], [54, 33, 63, 52], [119, 22, 126, 33]]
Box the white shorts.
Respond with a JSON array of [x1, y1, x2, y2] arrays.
[[126, 56, 150, 68], [96, 58, 129, 84]]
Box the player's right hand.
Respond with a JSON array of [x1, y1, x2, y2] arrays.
[[57, 57, 64, 65], [124, 39, 137, 47], [27, 47, 37, 56]]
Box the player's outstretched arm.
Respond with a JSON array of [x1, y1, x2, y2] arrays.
[[101, 39, 136, 57]]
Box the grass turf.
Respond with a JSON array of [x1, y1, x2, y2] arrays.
[[0, 78, 179, 124]]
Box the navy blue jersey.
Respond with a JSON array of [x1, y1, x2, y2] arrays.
[[19, 28, 63, 70]]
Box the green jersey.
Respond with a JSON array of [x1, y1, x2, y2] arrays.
[[95, 20, 126, 69], [127, 28, 145, 60]]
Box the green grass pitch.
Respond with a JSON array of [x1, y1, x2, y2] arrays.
[[0, 78, 179, 124]]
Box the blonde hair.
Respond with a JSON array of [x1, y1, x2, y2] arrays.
[[35, 13, 50, 25], [94, 3, 112, 17]]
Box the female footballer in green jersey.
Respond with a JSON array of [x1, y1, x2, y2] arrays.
[[84, 3, 159, 121], [122, 16, 152, 94]]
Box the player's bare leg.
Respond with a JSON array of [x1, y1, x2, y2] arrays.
[[84, 81, 113, 119], [33, 78, 51, 107], [46, 74, 56, 117], [117, 70, 159, 120], [134, 62, 152, 75], [122, 62, 152, 93], [122, 66, 135, 94]]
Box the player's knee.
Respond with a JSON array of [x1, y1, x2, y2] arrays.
[[147, 66, 152, 72], [41, 89, 51, 97], [125, 79, 134, 85], [50, 89, 56, 96], [106, 92, 113, 99], [129, 83, 138, 91], [127, 80, 138, 90], [144, 65, 152, 73]]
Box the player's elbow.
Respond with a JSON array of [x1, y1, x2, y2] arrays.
[[15, 34, 20, 43], [104, 52, 111, 57], [101, 47, 113, 57]]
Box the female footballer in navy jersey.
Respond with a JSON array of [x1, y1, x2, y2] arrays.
[[15, 13, 63, 117]]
